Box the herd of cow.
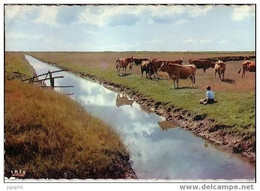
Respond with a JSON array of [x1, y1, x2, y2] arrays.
[[115, 56, 255, 88]]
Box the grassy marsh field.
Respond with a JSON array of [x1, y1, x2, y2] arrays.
[[28, 52, 255, 133]]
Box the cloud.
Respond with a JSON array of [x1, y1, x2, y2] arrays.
[[79, 5, 213, 26], [175, 19, 188, 25], [83, 30, 96, 35], [5, 5, 214, 28], [100, 43, 141, 51], [5, 5, 254, 52], [183, 39, 212, 44], [147, 40, 163, 44], [152, 16, 172, 24], [5, 5, 37, 21], [188, 5, 213, 17], [5, 32, 45, 41], [107, 13, 140, 27], [79, 6, 107, 26], [34, 6, 59, 27], [200, 39, 212, 44], [79, 6, 144, 27], [232, 5, 255, 21], [149, 5, 185, 16], [219, 40, 227, 44], [56, 6, 83, 25], [146, 5, 212, 24], [5, 5, 84, 27], [183, 39, 196, 44]]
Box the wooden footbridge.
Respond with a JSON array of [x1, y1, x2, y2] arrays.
[[15, 69, 74, 94]]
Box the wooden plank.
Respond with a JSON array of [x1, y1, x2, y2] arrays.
[[22, 69, 66, 81], [32, 76, 64, 83], [34, 69, 67, 78]]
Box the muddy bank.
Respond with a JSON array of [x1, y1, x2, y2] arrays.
[[36, 59, 255, 163], [107, 151, 137, 179]]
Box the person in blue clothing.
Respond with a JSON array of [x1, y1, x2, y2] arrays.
[[200, 86, 215, 105]]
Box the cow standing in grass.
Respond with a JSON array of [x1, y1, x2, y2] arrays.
[[238, 60, 255, 78], [151, 58, 183, 79], [150, 59, 164, 79], [140, 60, 153, 79], [116, 57, 134, 76], [214, 60, 226, 81], [189, 59, 215, 73], [158, 62, 196, 88]]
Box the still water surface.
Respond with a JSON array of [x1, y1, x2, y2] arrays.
[[25, 55, 255, 180]]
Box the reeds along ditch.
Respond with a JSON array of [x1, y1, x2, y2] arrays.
[[4, 80, 134, 179]]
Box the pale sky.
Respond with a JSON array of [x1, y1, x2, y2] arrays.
[[4, 4, 255, 52]]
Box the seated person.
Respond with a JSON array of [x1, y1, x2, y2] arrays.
[[200, 86, 215, 105]]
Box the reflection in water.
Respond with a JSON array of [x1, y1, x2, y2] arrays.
[[116, 93, 134, 107], [204, 141, 209, 148], [25, 55, 255, 180], [158, 120, 178, 132]]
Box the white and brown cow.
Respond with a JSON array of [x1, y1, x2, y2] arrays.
[[214, 60, 226, 81], [140, 60, 153, 79]]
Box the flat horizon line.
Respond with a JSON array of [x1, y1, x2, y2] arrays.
[[5, 50, 256, 53]]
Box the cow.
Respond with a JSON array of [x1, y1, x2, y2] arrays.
[[238, 60, 255, 78], [140, 60, 153, 79], [132, 57, 150, 65], [158, 62, 196, 88], [151, 58, 183, 79], [116, 57, 133, 76], [214, 60, 226, 81], [151, 59, 164, 79], [189, 59, 215, 73], [163, 58, 183, 65]]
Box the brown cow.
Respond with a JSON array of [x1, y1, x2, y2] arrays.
[[158, 63, 196, 88], [189, 59, 215, 73], [238, 60, 255, 78], [214, 60, 226, 81], [140, 60, 153, 79], [151, 58, 183, 79], [116, 57, 133, 76], [163, 58, 183, 65], [151, 59, 164, 79]]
